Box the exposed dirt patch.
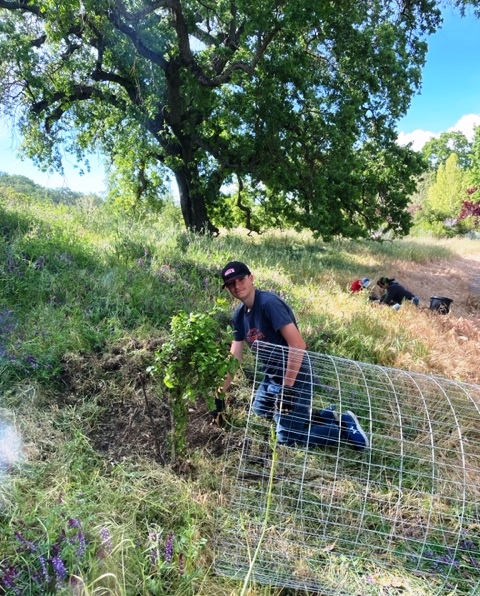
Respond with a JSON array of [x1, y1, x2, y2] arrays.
[[57, 340, 234, 474], [367, 252, 480, 383]]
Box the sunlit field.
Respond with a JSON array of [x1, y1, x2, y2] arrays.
[[1, 188, 480, 594]]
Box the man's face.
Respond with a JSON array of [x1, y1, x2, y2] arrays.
[[224, 274, 254, 299]]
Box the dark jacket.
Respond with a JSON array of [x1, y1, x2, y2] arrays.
[[380, 281, 415, 306]]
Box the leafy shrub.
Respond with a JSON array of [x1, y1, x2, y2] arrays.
[[149, 301, 238, 459]]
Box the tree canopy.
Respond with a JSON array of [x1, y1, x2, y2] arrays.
[[426, 153, 468, 219], [0, 0, 444, 237], [422, 131, 472, 170]]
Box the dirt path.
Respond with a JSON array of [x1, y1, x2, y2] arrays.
[[465, 253, 480, 297], [393, 252, 480, 318], [385, 253, 480, 384]]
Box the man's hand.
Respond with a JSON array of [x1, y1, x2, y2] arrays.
[[210, 393, 225, 426], [275, 385, 296, 414]]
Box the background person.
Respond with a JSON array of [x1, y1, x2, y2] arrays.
[[216, 260, 369, 450], [376, 277, 420, 308]]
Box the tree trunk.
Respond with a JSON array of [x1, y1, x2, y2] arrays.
[[174, 167, 219, 235]]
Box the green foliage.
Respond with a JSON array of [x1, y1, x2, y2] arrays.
[[155, 304, 237, 404], [0, 504, 105, 594], [412, 127, 480, 239], [426, 153, 468, 218], [0, 0, 442, 237], [407, 169, 436, 215], [149, 302, 238, 458], [467, 124, 480, 188], [454, 214, 480, 235], [421, 131, 472, 170], [411, 215, 457, 238], [0, 171, 102, 206], [412, 153, 471, 236], [0, 184, 216, 387], [0, 418, 211, 595]]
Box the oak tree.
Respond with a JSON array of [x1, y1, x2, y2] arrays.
[[0, 0, 441, 237]]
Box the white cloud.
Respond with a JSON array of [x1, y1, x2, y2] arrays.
[[397, 129, 437, 151], [447, 113, 480, 141], [397, 113, 480, 151]]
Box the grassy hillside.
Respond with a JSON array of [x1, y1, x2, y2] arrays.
[[1, 187, 480, 595]]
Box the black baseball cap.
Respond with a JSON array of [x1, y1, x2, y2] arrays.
[[220, 261, 251, 288]]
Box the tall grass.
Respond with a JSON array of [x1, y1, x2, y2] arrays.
[[1, 188, 480, 594]]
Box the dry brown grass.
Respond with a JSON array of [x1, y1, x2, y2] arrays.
[[380, 252, 480, 384]]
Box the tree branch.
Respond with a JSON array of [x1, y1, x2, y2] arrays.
[[107, 4, 169, 71], [0, 0, 41, 16], [31, 85, 128, 132], [236, 175, 262, 235]]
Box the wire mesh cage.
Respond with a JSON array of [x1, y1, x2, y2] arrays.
[[215, 341, 480, 595]]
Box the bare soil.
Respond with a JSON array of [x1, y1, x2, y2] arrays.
[[56, 340, 235, 475], [373, 251, 480, 384]]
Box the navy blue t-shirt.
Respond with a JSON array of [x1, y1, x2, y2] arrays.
[[232, 290, 301, 380]]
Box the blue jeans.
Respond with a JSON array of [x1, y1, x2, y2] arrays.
[[252, 376, 341, 447]]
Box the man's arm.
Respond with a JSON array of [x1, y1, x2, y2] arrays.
[[220, 340, 244, 393], [279, 323, 306, 387], [211, 340, 244, 424]]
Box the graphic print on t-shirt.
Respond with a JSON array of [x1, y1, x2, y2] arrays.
[[246, 327, 265, 347]]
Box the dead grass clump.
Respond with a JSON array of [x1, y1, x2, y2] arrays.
[[390, 307, 480, 384]]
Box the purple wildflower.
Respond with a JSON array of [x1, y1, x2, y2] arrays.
[[25, 354, 38, 368], [69, 576, 86, 595], [459, 538, 477, 551], [52, 555, 67, 582], [38, 555, 50, 583], [0, 563, 19, 590], [71, 531, 86, 557], [67, 519, 86, 557], [14, 531, 36, 552], [99, 527, 113, 556], [164, 532, 174, 563]]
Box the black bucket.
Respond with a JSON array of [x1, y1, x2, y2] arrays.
[[429, 296, 453, 314]]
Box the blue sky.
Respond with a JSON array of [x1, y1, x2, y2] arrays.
[[1, 6, 480, 193], [397, 6, 480, 149], [0, 123, 108, 194]]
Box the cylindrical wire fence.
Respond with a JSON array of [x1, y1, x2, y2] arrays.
[[215, 341, 480, 595]]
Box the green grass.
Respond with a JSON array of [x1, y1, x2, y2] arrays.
[[1, 188, 480, 594]]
